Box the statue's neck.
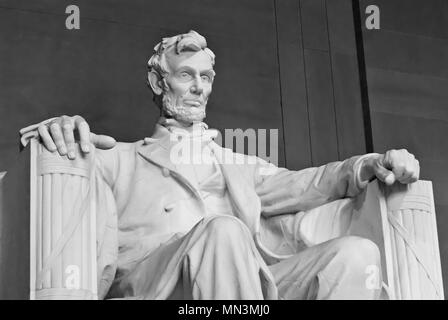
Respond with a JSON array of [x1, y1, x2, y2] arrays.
[[171, 119, 196, 133], [158, 116, 207, 135]]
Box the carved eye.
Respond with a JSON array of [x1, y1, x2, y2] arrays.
[[201, 74, 211, 82], [179, 71, 193, 81]]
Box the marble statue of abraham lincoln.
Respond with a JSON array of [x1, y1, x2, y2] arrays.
[[26, 30, 420, 300]]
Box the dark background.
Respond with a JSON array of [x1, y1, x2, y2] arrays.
[[0, 0, 447, 298]]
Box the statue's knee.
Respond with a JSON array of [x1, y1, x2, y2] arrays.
[[205, 216, 249, 242], [333, 236, 381, 268]]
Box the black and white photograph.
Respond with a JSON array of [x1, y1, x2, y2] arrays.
[[0, 0, 447, 307]]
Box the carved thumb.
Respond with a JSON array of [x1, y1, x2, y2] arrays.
[[90, 133, 116, 150]]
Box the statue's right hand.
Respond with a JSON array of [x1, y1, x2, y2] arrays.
[[38, 115, 116, 159]]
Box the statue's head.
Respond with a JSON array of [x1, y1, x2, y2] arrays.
[[147, 30, 216, 125]]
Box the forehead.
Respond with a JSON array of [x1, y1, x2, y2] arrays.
[[165, 50, 214, 73]]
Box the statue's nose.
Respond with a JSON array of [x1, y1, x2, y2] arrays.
[[190, 77, 204, 95]]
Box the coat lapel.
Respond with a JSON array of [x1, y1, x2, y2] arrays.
[[137, 125, 201, 197], [137, 134, 177, 172]]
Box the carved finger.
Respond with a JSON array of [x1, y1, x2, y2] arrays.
[[409, 171, 419, 183], [384, 173, 396, 185], [382, 149, 396, 169], [412, 160, 420, 182], [38, 124, 57, 152], [391, 161, 406, 181], [374, 163, 395, 185], [74, 116, 90, 153], [397, 166, 414, 184], [49, 122, 67, 156], [62, 119, 76, 159]]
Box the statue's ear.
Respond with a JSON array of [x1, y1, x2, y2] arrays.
[[148, 71, 164, 95]]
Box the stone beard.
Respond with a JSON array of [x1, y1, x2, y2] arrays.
[[162, 92, 207, 124]]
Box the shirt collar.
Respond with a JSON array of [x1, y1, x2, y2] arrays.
[[144, 117, 218, 145]]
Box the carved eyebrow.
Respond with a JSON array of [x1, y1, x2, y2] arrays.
[[201, 69, 216, 77], [176, 66, 195, 74], [176, 66, 215, 76]]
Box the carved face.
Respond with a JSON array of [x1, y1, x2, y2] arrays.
[[162, 50, 215, 124]]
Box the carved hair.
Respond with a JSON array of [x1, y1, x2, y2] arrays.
[[147, 30, 215, 82]]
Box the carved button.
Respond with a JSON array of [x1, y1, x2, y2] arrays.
[[162, 168, 170, 177], [164, 203, 176, 213]]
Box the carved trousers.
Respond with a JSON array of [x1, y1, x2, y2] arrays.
[[108, 215, 381, 299]]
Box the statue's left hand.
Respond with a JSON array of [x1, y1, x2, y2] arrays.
[[361, 149, 420, 186]]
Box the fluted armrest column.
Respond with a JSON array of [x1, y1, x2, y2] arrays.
[[349, 180, 444, 300], [297, 180, 444, 299], [29, 139, 97, 300]]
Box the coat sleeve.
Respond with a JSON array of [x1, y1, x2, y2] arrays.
[[254, 154, 376, 218]]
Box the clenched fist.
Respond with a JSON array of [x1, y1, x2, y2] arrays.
[[360, 149, 420, 186], [37, 115, 116, 159]]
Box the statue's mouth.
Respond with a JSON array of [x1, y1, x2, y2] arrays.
[[183, 100, 202, 107]]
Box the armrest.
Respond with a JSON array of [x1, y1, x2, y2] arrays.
[[29, 138, 98, 299], [299, 179, 444, 300], [350, 180, 443, 300]]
